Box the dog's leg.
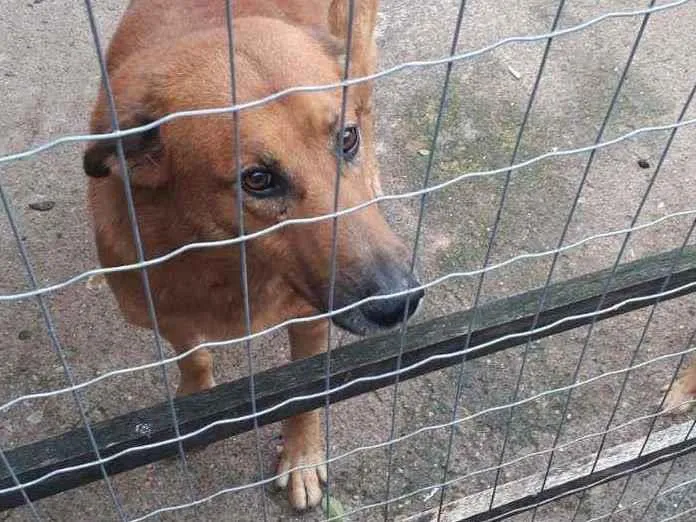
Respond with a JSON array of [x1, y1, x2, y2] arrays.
[[170, 335, 215, 396], [663, 359, 696, 414], [275, 320, 329, 510]]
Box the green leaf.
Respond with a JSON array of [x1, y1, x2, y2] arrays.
[[321, 495, 345, 521]]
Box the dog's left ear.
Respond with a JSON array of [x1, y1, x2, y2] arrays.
[[83, 68, 170, 189], [83, 115, 159, 179], [83, 106, 168, 189]]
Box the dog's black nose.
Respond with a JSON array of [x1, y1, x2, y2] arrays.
[[359, 272, 424, 328]]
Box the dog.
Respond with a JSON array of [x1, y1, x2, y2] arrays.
[[664, 360, 696, 414], [82, 0, 424, 510]]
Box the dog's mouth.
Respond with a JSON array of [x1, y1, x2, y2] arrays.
[[329, 288, 425, 336], [330, 307, 388, 336]]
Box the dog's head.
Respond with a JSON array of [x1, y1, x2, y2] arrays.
[[83, 14, 423, 335]]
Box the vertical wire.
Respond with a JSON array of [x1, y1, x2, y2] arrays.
[[636, 337, 696, 520], [565, 4, 661, 516], [585, 83, 696, 475], [640, 400, 696, 520], [324, 0, 356, 514], [650, 472, 696, 522], [0, 181, 127, 521], [82, 0, 196, 511], [381, 2, 468, 520], [587, 210, 691, 522], [512, 3, 658, 519], [223, 1, 268, 519], [666, 450, 696, 520], [629, 91, 696, 456], [662, 503, 696, 522], [636, 363, 696, 522], [636, 459, 684, 522], [595, 83, 696, 522], [472, 0, 568, 513], [618, 252, 696, 522], [0, 415, 43, 520]]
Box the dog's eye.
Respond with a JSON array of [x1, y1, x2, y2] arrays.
[[241, 168, 281, 197], [340, 125, 360, 161]]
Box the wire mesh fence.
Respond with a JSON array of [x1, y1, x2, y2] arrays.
[[1, 0, 696, 521]]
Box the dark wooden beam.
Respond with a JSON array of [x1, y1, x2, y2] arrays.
[[2, 245, 696, 510]]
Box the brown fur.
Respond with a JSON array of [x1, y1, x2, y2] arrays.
[[664, 359, 696, 415], [84, 0, 423, 510]]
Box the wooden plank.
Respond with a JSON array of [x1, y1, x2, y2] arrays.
[[2, 245, 696, 510], [402, 421, 696, 522]]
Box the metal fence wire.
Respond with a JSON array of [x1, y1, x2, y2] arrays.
[[1, 0, 696, 521]]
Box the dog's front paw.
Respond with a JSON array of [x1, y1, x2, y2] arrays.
[[662, 377, 696, 414], [275, 442, 327, 510]]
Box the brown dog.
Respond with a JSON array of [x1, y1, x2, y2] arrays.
[[664, 360, 696, 414], [83, 0, 424, 511]]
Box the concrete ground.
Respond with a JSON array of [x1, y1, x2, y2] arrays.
[[1, 0, 696, 520]]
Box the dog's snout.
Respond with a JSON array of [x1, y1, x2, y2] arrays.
[[358, 269, 424, 328]]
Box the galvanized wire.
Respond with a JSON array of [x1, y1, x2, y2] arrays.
[[384, 0, 468, 518], [325, 1, 357, 513], [1, 206, 695, 419], [82, 0, 196, 511], [4, 280, 696, 502], [223, 0, 268, 518], [1, 1, 695, 519]]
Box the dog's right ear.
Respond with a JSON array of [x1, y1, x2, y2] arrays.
[[83, 112, 167, 188], [327, 0, 378, 78], [309, 26, 347, 65]]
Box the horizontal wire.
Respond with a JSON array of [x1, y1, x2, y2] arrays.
[[415, 434, 696, 522], [2, 116, 695, 303], [4, 279, 696, 497], [659, 506, 696, 522], [121, 395, 696, 522], [583, 475, 696, 522], [0, 0, 689, 168], [1, 205, 694, 415], [334, 433, 696, 522], [0, 0, 692, 516]]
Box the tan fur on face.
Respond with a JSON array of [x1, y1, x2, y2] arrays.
[[85, 0, 391, 510]]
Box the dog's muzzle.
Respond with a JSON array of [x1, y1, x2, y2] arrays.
[[331, 264, 425, 335]]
